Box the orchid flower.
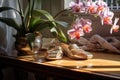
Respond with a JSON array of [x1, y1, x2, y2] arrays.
[[79, 18, 92, 33], [67, 17, 84, 39], [67, 27, 84, 39], [95, 0, 108, 14], [67, 18, 92, 39], [72, 17, 82, 28], [69, 0, 84, 13], [110, 18, 119, 34], [86, 0, 97, 14], [99, 8, 114, 25]]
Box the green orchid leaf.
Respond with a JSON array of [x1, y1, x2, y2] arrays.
[[50, 27, 58, 34], [32, 10, 69, 36], [30, 16, 57, 32], [25, 33, 35, 50], [33, 9, 57, 27], [58, 30, 67, 43], [55, 28, 67, 43], [30, 17, 43, 28], [55, 20, 68, 28], [28, 9, 57, 33], [29, 18, 49, 32], [33, 9, 54, 21], [49, 21, 67, 42], [0, 7, 20, 14], [50, 25, 67, 43], [29, 17, 40, 28], [0, 17, 20, 31], [35, 21, 52, 31]]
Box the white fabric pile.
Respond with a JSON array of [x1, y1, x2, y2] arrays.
[[70, 34, 120, 54]]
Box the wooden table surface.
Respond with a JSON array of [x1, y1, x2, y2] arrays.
[[0, 51, 120, 80]]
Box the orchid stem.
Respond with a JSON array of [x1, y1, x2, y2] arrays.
[[26, 0, 34, 31], [54, 9, 69, 19], [18, 0, 26, 34]]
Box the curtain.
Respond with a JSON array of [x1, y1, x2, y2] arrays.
[[42, 0, 64, 16], [0, 0, 19, 57]]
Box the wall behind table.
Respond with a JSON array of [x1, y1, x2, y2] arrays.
[[42, 10, 120, 39]]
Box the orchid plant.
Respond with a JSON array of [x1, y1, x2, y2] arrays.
[[67, 0, 119, 40], [0, 0, 68, 49]]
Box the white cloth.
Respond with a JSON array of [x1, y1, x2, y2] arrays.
[[70, 34, 120, 54], [0, 0, 19, 57]]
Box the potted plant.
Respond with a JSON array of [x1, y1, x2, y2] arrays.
[[0, 0, 68, 55]]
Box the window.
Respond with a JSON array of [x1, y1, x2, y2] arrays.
[[105, 0, 120, 10], [64, 0, 74, 9], [64, 0, 120, 10]]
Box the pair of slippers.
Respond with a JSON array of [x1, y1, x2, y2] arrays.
[[45, 43, 93, 60]]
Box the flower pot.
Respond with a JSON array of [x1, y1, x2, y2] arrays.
[[15, 37, 30, 56]]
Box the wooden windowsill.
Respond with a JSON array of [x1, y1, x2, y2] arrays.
[[0, 52, 120, 80]]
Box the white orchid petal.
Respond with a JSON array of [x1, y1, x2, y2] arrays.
[[69, 2, 76, 7], [110, 27, 113, 34], [114, 18, 119, 25]]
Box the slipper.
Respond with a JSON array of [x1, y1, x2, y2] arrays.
[[60, 43, 93, 60]]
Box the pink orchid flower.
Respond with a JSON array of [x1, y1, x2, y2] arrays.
[[69, 0, 84, 13], [95, 0, 108, 14], [67, 18, 92, 39], [110, 18, 119, 34], [99, 8, 114, 25], [72, 17, 82, 28], [67, 17, 84, 39], [79, 18, 92, 33], [83, 24, 92, 33], [67, 27, 84, 39], [86, 0, 97, 14]]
